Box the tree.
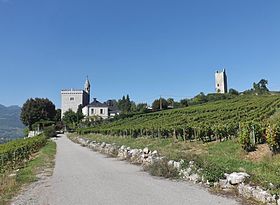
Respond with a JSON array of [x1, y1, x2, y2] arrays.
[[136, 103, 148, 112], [76, 105, 84, 122], [253, 79, 269, 94], [167, 98, 175, 108], [180, 99, 189, 107], [54, 109, 61, 122], [188, 92, 208, 105], [21, 98, 56, 129], [117, 95, 133, 113], [229, 88, 239, 95], [152, 98, 168, 111], [62, 109, 77, 129]]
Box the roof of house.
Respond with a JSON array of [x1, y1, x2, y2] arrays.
[[86, 98, 121, 113], [87, 99, 108, 108]]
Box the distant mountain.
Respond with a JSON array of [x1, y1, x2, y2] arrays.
[[0, 104, 25, 142]]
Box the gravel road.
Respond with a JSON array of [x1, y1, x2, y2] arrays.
[[13, 134, 240, 205]]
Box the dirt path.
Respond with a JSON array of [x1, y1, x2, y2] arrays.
[[12, 134, 240, 205]]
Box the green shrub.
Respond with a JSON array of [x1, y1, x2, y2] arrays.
[[239, 123, 256, 152], [44, 126, 56, 139], [148, 159, 179, 178], [265, 123, 280, 154], [200, 161, 225, 182], [0, 135, 47, 173]]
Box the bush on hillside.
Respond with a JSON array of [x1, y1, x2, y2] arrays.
[[44, 126, 56, 139], [239, 123, 256, 152], [148, 158, 179, 178], [265, 123, 280, 154]]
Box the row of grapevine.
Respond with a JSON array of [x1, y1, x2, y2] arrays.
[[78, 95, 280, 142], [0, 135, 47, 173]]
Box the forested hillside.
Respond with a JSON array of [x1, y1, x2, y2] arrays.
[[0, 104, 25, 142]]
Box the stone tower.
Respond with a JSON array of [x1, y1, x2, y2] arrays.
[[215, 69, 228, 94], [60, 77, 91, 117]]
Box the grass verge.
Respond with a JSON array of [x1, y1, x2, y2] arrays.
[[0, 140, 56, 205], [73, 133, 280, 194]]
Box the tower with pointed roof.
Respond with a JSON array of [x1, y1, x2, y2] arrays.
[[84, 76, 90, 94]]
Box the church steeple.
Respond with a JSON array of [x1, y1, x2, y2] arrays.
[[84, 76, 90, 94]]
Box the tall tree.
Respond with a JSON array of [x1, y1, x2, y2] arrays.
[[136, 103, 148, 112], [152, 98, 168, 111], [62, 109, 77, 128], [54, 109, 62, 122], [117, 94, 133, 113], [253, 79, 269, 94], [167, 98, 175, 108], [21, 98, 56, 129], [180, 99, 189, 107], [76, 104, 84, 122]]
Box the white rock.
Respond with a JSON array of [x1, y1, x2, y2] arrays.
[[185, 167, 192, 175], [238, 183, 254, 198], [252, 187, 270, 203], [189, 161, 195, 166], [100, 142, 106, 148], [151, 150, 158, 157], [143, 147, 149, 154], [188, 173, 200, 183], [226, 172, 250, 185], [129, 149, 139, 157], [167, 160, 174, 167], [219, 179, 229, 189], [173, 161, 181, 170]]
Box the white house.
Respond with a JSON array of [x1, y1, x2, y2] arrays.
[[82, 98, 120, 119]]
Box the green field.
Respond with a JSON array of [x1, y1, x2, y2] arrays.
[[76, 94, 280, 194], [79, 95, 280, 140]]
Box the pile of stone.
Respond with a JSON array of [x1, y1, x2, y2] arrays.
[[73, 136, 279, 205]]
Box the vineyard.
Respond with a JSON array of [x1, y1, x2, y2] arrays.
[[0, 135, 47, 173], [79, 95, 280, 141]]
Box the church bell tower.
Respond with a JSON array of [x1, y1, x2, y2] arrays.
[[84, 76, 91, 105], [84, 76, 90, 94]]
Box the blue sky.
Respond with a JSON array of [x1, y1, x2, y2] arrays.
[[0, 0, 280, 108]]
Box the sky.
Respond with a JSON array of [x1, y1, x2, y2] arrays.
[[0, 0, 280, 108]]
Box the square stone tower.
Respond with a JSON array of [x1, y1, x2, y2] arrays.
[[215, 69, 228, 94], [61, 78, 91, 117]]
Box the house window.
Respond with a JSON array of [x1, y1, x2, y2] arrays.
[[100, 109, 103, 114], [70, 97, 74, 101], [91, 109, 94, 115]]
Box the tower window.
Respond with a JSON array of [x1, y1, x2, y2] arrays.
[[217, 84, 220, 87], [100, 109, 103, 114], [70, 97, 74, 101]]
